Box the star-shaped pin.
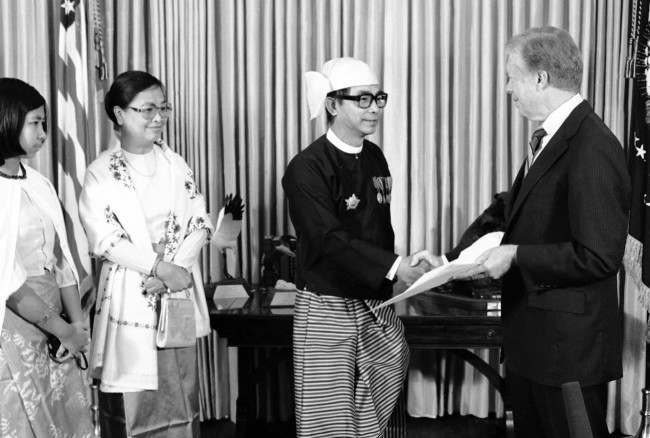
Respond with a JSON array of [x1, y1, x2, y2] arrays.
[[61, 0, 75, 15], [345, 194, 360, 210], [637, 143, 646, 161]]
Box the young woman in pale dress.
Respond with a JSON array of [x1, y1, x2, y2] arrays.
[[0, 78, 93, 437]]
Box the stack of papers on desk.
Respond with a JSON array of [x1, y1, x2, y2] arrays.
[[373, 232, 504, 311], [269, 280, 297, 307], [270, 292, 297, 307], [213, 280, 250, 310], [214, 297, 248, 310]]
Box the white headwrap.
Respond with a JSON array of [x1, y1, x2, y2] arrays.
[[304, 57, 379, 120]]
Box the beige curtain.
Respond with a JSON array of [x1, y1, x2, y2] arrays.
[[0, 0, 60, 178], [1, 0, 641, 433], [87, 0, 630, 294], [96, 0, 646, 432]]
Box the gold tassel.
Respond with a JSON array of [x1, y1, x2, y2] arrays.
[[623, 234, 650, 309]]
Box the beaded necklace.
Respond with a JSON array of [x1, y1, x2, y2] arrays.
[[0, 163, 26, 180]]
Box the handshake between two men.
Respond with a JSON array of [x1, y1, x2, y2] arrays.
[[399, 244, 517, 287], [395, 191, 510, 288]]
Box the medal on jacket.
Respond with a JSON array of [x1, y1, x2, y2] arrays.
[[345, 193, 360, 210], [372, 176, 392, 204]]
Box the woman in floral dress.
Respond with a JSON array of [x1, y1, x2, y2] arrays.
[[0, 78, 93, 437], [79, 71, 212, 437]]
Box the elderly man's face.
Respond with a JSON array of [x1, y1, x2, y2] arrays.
[[505, 51, 545, 121], [332, 84, 382, 139]]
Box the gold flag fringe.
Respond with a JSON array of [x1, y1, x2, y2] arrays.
[[623, 234, 650, 309]]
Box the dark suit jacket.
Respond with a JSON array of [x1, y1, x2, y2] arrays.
[[501, 101, 630, 387], [447, 101, 631, 387]]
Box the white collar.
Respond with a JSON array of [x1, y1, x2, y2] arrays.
[[326, 129, 363, 154], [542, 93, 583, 139], [118, 140, 172, 164]]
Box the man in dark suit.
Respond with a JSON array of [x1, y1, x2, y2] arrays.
[[454, 26, 631, 437]]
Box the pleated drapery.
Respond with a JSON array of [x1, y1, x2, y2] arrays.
[[97, 0, 629, 294], [0, 0, 641, 433]]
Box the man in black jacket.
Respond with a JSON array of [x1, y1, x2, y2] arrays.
[[283, 57, 429, 438], [453, 27, 631, 437]]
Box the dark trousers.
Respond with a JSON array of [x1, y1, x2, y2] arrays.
[[507, 369, 609, 438]]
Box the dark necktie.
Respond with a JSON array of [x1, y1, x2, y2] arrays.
[[525, 128, 547, 175]]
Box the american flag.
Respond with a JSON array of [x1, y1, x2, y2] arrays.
[[56, 0, 94, 309], [624, 0, 650, 308]]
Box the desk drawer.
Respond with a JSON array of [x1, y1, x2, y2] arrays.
[[405, 323, 502, 349]]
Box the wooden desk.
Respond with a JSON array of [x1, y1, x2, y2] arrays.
[[210, 290, 504, 437]]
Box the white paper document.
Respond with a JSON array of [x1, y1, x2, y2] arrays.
[[453, 231, 504, 264], [372, 231, 504, 310]]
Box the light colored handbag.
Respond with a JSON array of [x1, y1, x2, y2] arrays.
[[156, 290, 196, 348]]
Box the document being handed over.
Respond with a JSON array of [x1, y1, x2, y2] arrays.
[[372, 231, 504, 311]]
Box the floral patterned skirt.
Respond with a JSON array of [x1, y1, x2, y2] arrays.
[[0, 273, 93, 438]]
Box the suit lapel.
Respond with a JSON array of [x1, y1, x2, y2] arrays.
[[508, 162, 525, 218], [505, 136, 569, 233], [505, 100, 592, 234]]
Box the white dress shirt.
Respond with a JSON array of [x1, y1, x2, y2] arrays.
[[531, 93, 583, 165]]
